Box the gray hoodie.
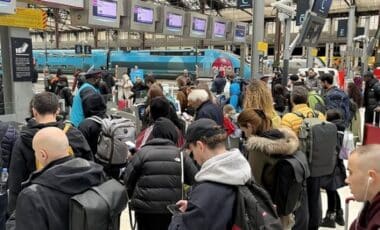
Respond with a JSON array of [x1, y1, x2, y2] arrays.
[[195, 148, 251, 185]]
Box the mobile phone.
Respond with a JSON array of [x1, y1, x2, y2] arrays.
[[125, 141, 136, 149], [167, 204, 180, 214]]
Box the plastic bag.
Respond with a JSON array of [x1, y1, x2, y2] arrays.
[[339, 130, 355, 160]]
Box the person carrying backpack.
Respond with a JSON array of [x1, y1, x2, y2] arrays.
[[168, 119, 253, 230], [319, 109, 347, 228], [282, 86, 337, 230], [320, 73, 351, 127], [238, 108, 309, 229], [8, 92, 93, 214], [12, 127, 105, 230]]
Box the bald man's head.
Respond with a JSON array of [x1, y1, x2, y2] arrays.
[[346, 145, 380, 202], [33, 127, 70, 168], [351, 145, 380, 172]]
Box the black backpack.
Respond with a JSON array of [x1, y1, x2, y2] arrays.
[[271, 151, 310, 216], [232, 179, 283, 230], [69, 179, 127, 230]]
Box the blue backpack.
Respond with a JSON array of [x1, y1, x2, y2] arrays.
[[324, 87, 351, 127]]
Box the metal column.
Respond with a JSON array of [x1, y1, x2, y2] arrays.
[[282, 18, 291, 86], [346, 5, 356, 80], [251, 0, 264, 79], [362, 16, 370, 75]]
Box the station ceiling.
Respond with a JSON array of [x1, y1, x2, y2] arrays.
[[37, 0, 380, 33]]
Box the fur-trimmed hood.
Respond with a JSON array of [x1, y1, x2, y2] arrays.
[[245, 127, 299, 156]]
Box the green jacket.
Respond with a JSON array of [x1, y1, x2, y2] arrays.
[[308, 90, 325, 113]]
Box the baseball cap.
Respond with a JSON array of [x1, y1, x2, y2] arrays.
[[85, 70, 102, 78], [184, 118, 226, 148]]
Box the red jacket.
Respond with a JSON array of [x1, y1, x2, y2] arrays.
[[350, 192, 380, 230]]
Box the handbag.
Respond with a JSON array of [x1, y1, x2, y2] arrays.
[[339, 130, 355, 160]]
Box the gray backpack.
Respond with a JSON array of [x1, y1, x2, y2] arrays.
[[294, 111, 337, 177], [88, 116, 136, 165], [70, 179, 127, 230]]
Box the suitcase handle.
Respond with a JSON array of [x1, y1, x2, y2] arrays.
[[373, 111, 380, 127], [344, 197, 355, 230]]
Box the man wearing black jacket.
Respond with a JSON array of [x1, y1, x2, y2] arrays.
[[7, 92, 93, 214], [363, 72, 380, 123], [14, 127, 104, 230]]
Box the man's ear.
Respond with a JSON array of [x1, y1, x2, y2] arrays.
[[32, 108, 38, 118], [368, 170, 377, 183]]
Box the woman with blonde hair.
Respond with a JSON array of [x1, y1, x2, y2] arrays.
[[243, 79, 281, 128]]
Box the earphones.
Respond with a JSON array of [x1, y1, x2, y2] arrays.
[[356, 177, 374, 230]]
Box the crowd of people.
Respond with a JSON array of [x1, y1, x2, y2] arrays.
[[0, 66, 380, 230]]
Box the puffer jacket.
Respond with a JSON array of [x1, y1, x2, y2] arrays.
[[8, 118, 93, 213], [245, 127, 299, 189], [124, 138, 198, 214], [364, 78, 380, 123], [281, 104, 326, 135]]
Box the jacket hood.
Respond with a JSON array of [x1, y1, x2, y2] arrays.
[[30, 157, 104, 195], [330, 119, 346, 131], [195, 149, 251, 185], [83, 93, 106, 117], [20, 119, 64, 149], [246, 127, 299, 155], [144, 138, 176, 147]]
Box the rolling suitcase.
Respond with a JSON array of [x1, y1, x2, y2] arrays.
[[363, 111, 380, 145], [344, 197, 356, 230]]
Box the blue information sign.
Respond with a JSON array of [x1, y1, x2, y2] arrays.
[[312, 0, 332, 17]]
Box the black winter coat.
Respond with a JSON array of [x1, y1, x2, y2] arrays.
[[124, 138, 198, 214], [0, 122, 18, 169], [15, 157, 104, 230], [195, 100, 224, 126], [364, 78, 380, 123], [8, 119, 93, 213]]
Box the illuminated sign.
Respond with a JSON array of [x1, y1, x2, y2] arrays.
[[0, 8, 47, 29]]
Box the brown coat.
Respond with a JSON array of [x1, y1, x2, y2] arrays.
[[245, 128, 299, 188], [176, 87, 189, 113]]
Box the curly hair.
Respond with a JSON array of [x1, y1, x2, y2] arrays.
[[243, 79, 276, 119], [347, 82, 363, 108]]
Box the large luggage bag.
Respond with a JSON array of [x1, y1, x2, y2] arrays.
[[363, 112, 380, 145]]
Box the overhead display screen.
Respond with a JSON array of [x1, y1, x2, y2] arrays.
[[133, 5, 154, 24], [192, 17, 206, 32], [92, 0, 117, 19], [214, 21, 226, 37], [166, 12, 182, 30], [0, 0, 15, 14]]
